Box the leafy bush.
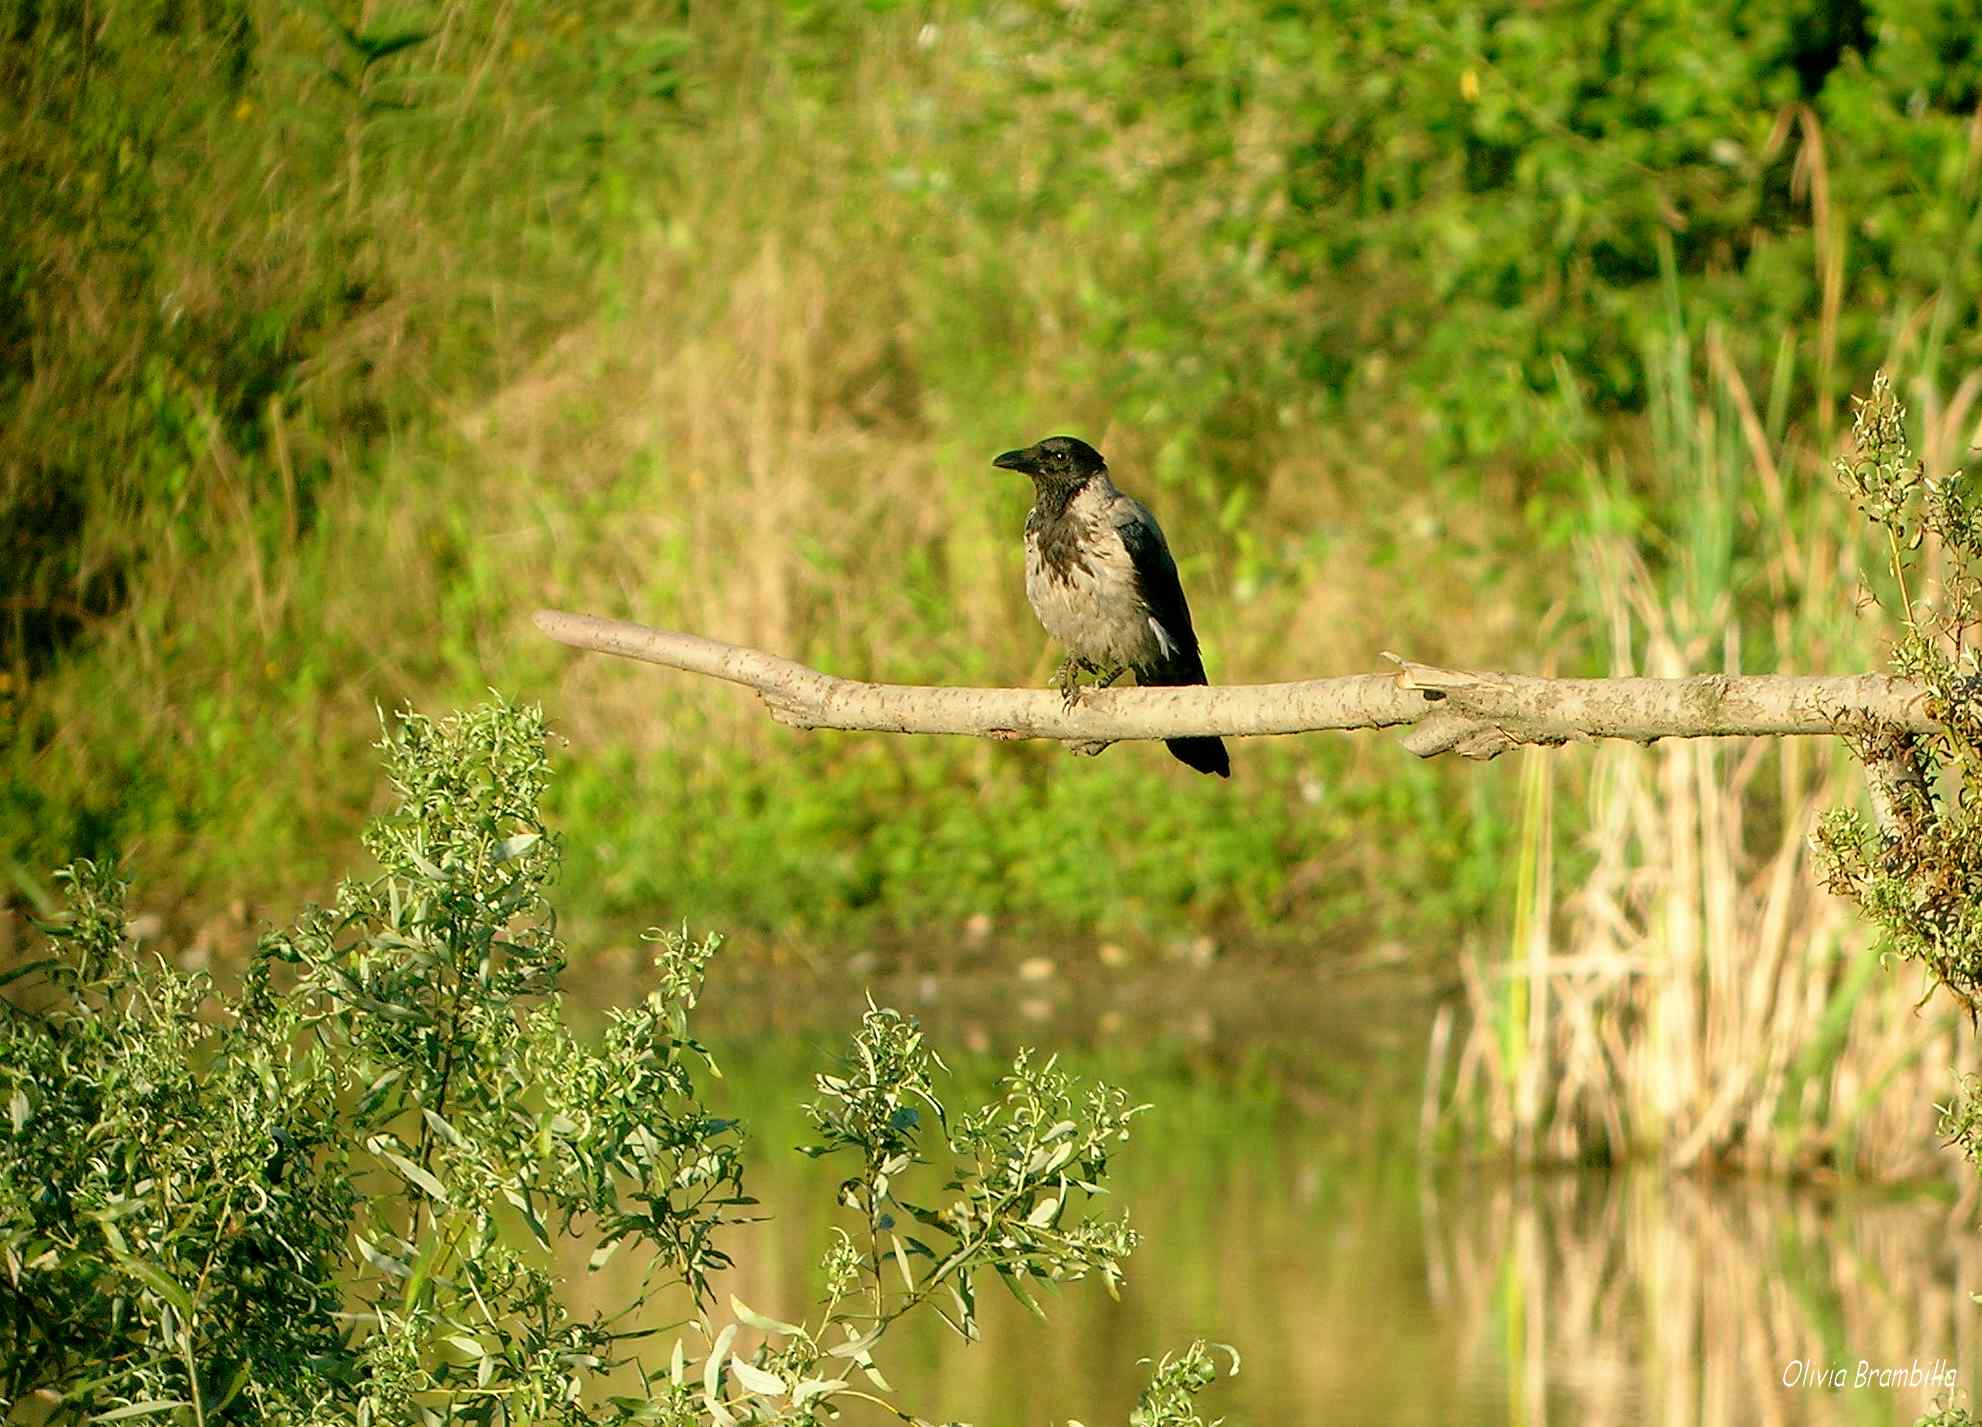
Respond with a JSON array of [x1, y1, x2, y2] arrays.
[[1815, 375, 1982, 1012], [0, 701, 1231, 1425]]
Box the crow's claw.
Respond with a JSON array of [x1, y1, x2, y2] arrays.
[[1054, 656, 1084, 709]]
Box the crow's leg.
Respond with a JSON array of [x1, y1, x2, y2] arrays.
[[1055, 655, 1086, 708], [1056, 657, 1130, 709], [1057, 657, 1123, 708]]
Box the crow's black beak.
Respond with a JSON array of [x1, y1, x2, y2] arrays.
[[992, 448, 1035, 474]]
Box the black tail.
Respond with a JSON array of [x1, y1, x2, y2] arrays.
[[1139, 652, 1231, 779], [1165, 734, 1231, 778]]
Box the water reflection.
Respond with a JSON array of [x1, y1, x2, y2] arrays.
[[576, 967, 1976, 1426], [1425, 1172, 1976, 1427]]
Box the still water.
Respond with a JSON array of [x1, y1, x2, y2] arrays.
[[578, 958, 1979, 1427]]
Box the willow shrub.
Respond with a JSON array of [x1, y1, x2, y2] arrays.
[[1816, 376, 1982, 1017], [0, 700, 1231, 1426]]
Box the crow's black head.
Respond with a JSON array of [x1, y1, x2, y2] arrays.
[[992, 436, 1107, 484]]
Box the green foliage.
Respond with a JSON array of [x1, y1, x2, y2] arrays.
[[0, 700, 1230, 1425], [0, 860, 354, 1420], [965, 0, 1982, 465], [1122, 1342, 1241, 1427], [1918, 1404, 1978, 1427], [548, 731, 1425, 945], [803, 1009, 1143, 1340], [1, 0, 693, 668], [1919, 1414, 1976, 1427], [1814, 376, 1982, 1014], [9, 0, 1982, 950]]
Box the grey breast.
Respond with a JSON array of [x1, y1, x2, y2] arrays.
[[1023, 481, 1163, 669]]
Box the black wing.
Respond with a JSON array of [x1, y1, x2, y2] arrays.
[[1116, 497, 1208, 685]]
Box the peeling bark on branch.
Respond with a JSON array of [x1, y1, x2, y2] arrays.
[[533, 610, 1934, 762]]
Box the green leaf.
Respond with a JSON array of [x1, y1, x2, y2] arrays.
[[354, 1233, 411, 1279], [209, 1362, 252, 1415], [728, 1294, 804, 1336], [1026, 1127, 1076, 1176], [994, 1265, 1045, 1319], [823, 1323, 883, 1359], [91, 1401, 192, 1422], [500, 1186, 548, 1248], [729, 1357, 786, 1395], [354, 26, 432, 66], [381, 1149, 449, 1203], [494, 832, 541, 862], [703, 1323, 738, 1426], [328, 969, 429, 1024], [400, 1222, 453, 1315], [791, 1378, 849, 1407], [111, 1256, 195, 1318], [421, 1107, 467, 1148], [945, 1279, 980, 1342], [359, 1067, 405, 1115], [0, 957, 59, 989]]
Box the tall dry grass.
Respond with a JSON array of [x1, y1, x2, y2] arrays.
[[1442, 540, 1969, 1176], [1436, 333, 1982, 1175]]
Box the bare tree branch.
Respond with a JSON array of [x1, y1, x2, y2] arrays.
[[533, 609, 1934, 762]]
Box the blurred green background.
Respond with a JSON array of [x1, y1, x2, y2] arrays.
[[4, 0, 1980, 959]]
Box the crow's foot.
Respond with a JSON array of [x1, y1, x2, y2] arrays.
[[1055, 657, 1126, 708], [1055, 656, 1086, 709]]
